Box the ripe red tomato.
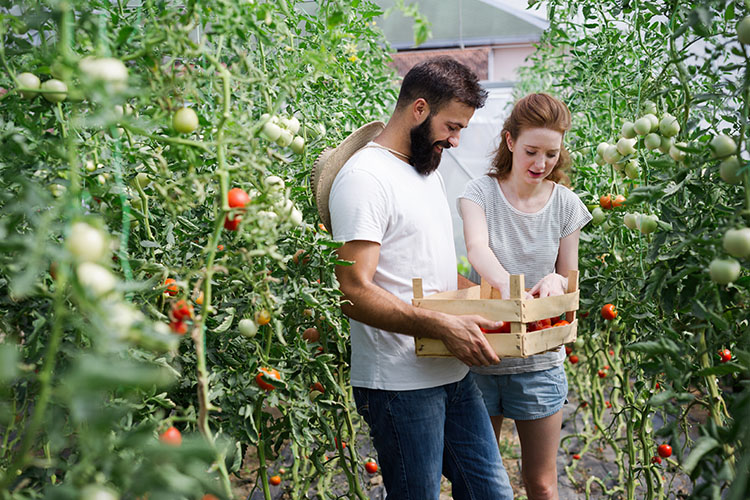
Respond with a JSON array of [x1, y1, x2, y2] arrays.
[[160, 426, 182, 446], [597, 369, 607, 378], [169, 320, 187, 335], [302, 327, 320, 342], [227, 187, 251, 208], [657, 444, 672, 458], [572, 454, 581, 460], [651, 456, 662, 465], [568, 354, 579, 364], [603, 365, 610, 370], [599, 194, 613, 210], [480, 321, 510, 333], [311, 382, 325, 393], [224, 215, 241, 231], [605, 401, 612, 408], [171, 299, 194, 321], [565, 346, 572, 355], [255, 309, 271, 326], [718, 348, 731, 363], [256, 367, 281, 391], [364, 460, 379, 474], [202, 495, 219, 500], [553, 320, 570, 327], [163, 278, 179, 296], [601, 303, 617, 321], [612, 194, 626, 208], [335, 437, 347, 449], [269, 475, 281, 486]]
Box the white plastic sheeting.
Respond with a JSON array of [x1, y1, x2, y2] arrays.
[[437, 85, 515, 259]]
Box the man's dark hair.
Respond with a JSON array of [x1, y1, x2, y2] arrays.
[[395, 56, 488, 112]]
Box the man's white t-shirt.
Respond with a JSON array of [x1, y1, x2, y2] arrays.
[[329, 143, 469, 390]]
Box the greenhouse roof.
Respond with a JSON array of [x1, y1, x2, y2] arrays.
[[374, 0, 548, 50]]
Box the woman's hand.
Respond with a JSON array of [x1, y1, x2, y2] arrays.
[[529, 273, 568, 298]]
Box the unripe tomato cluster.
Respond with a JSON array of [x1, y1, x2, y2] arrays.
[[260, 113, 306, 155]]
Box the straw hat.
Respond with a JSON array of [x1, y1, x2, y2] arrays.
[[311, 120, 385, 231]]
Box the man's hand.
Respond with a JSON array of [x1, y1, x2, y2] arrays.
[[437, 314, 503, 367]]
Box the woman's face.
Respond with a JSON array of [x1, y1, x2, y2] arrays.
[[506, 127, 563, 185]]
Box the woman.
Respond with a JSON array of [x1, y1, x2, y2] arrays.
[[458, 93, 592, 500]]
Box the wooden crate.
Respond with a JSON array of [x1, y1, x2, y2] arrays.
[[413, 271, 579, 358]]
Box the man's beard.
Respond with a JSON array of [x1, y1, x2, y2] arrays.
[[409, 115, 452, 175]]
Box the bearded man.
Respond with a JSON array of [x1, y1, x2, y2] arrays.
[[321, 57, 514, 500]]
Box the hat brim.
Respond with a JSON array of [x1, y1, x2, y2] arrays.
[[311, 121, 386, 232]]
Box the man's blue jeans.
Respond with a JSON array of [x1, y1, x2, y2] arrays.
[[353, 372, 514, 500]]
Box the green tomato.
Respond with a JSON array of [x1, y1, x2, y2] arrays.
[[658, 136, 674, 154], [173, 107, 199, 134], [710, 134, 737, 159], [81, 485, 120, 500], [238, 318, 258, 338], [659, 114, 680, 137], [280, 115, 301, 135], [738, 15, 750, 44], [634, 117, 652, 136], [638, 214, 658, 234], [644, 133, 661, 151], [603, 144, 623, 164], [16, 72, 40, 99], [41, 79, 67, 103], [621, 121, 636, 139], [624, 159, 640, 179], [261, 121, 282, 142], [719, 156, 743, 184], [616, 137, 636, 156], [276, 128, 293, 147], [723, 227, 750, 258], [591, 207, 606, 225], [79, 57, 128, 90], [645, 113, 659, 132], [574, 336, 585, 349], [596, 142, 610, 158], [709, 258, 741, 285], [68, 222, 107, 262], [642, 100, 658, 115], [594, 154, 606, 166], [669, 142, 687, 162], [623, 213, 639, 230], [290, 135, 305, 155]]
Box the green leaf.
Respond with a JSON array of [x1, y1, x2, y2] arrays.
[[695, 363, 743, 377], [682, 436, 720, 474], [213, 307, 235, 333]]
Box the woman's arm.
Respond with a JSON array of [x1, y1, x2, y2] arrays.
[[529, 229, 581, 297], [460, 198, 514, 299]]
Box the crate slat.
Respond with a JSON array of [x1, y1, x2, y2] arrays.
[[415, 320, 577, 358], [411, 297, 523, 321]]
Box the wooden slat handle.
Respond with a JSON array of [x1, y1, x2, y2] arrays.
[[480, 278, 491, 299], [565, 270, 579, 322], [567, 270, 579, 293], [412, 278, 423, 299], [509, 275, 524, 299]]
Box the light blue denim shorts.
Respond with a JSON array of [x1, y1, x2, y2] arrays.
[[472, 364, 568, 420]]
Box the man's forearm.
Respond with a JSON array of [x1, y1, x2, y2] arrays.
[[340, 280, 449, 340]]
